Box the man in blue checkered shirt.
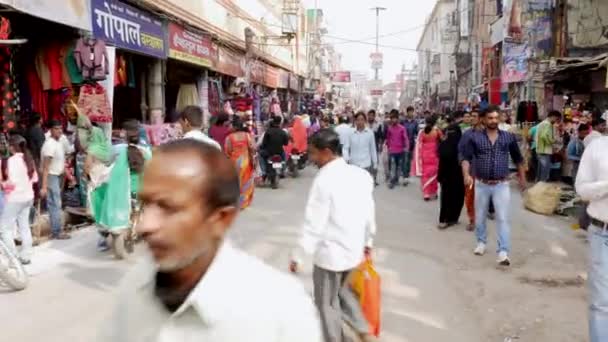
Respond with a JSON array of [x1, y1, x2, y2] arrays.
[[460, 106, 526, 266]]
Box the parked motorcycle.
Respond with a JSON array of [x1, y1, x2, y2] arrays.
[[266, 155, 284, 189], [0, 239, 27, 291]]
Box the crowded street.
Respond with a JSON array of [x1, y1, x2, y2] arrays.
[[2, 170, 588, 342], [1, 0, 608, 341]]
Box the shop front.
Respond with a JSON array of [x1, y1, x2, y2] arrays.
[[91, 0, 167, 129], [277, 69, 290, 113], [213, 47, 245, 118], [165, 22, 217, 126], [0, 0, 94, 138]]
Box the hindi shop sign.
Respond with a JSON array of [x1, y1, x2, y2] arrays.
[[168, 23, 217, 68], [92, 0, 166, 58]]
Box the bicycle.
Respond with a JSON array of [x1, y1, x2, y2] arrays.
[[0, 239, 28, 291]]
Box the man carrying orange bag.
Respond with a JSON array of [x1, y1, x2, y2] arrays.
[[290, 129, 378, 342]]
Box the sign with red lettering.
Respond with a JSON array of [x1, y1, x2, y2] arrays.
[[168, 22, 217, 68]]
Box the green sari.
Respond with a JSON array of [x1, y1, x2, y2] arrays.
[[90, 144, 151, 230]]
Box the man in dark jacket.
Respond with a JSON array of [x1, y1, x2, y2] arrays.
[[260, 116, 289, 177]]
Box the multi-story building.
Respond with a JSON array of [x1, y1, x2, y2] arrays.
[[417, 0, 458, 111]]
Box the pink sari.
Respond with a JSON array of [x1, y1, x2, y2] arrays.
[[412, 128, 442, 199]]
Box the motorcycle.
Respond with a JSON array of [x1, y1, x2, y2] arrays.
[[0, 239, 27, 291], [266, 155, 284, 189], [287, 149, 302, 178]]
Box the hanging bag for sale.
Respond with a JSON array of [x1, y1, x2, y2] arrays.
[[350, 255, 381, 337]]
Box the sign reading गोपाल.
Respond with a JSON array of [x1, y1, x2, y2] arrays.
[[168, 23, 216, 68], [92, 0, 166, 58]]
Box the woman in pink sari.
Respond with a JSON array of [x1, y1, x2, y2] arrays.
[[412, 116, 443, 201]]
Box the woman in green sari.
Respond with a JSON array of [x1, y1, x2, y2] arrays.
[[75, 114, 113, 207], [90, 120, 151, 234]]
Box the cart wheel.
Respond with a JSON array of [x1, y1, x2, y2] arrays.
[[111, 232, 130, 260]]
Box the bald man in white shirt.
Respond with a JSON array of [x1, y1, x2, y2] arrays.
[[102, 140, 321, 342], [291, 129, 377, 342], [576, 136, 608, 342]]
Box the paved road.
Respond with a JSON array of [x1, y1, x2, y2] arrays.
[[1, 167, 589, 341]]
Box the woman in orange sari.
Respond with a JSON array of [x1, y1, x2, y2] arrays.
[[224, 118, 256, 209], [291, 115, 308, 154]]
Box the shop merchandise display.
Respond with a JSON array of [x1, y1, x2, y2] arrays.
[[176, 83, 201, 113], [516, 101, 539, 123], [143, 123, 182, 146], [77, 83, 112, 123], [74, 37, 109, 81]]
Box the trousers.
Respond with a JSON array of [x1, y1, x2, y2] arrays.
[[0, 200, 34, 261], [313, 265, 369, 342], [589, 225, 608, 342]]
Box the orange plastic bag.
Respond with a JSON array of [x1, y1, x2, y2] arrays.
[[350, 255, 381, 337]]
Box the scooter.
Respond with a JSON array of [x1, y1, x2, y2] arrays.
[[287, 149, 302, 178], [266, 155, 284, 189]]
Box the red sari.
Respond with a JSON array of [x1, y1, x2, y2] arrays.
[[412, 128, 443, 199]]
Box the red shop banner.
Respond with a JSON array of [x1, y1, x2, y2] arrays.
[[329, 71, 351, 83], [277, 69, 289, 89], [168, 22, 217, 68], [250, 60, 265, 85], [264, 65, 279, 88], [217, 48, 245, 78]]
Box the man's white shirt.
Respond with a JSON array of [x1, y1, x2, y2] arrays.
[[101, 241, 322, 342], [183, 130, 221, 150], [576, 136, 608, 223], [334, 123, 354, 159], [295, 158, 377, 272]]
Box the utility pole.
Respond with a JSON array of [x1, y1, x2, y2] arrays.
[[371, 6, 386, 81]]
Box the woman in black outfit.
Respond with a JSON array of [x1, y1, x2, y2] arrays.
[[437, 122, 465, 229]]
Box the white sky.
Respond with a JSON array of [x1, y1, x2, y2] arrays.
[[302, 0, 436, 83]]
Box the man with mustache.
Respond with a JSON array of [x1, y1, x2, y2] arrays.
[[102, 139, 321, 342]]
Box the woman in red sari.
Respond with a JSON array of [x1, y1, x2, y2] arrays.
[[224, 118, 256, 209], [412, 116, 443, 201]]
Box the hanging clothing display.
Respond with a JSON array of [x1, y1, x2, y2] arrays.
[[234, 95, 253, 115], [175, 83, 200, 113], [0, 44, 17, 131], [74, 38, 109, 81], [46, 43, 69, 90], [26, 68, 47, 119], [516, 101, 539, 123], [65, 45, 83, 85], [114, 54, 128, 87], [208, 80, 221, 116], [223, 100, 234, 116], [143, 123, 182, 146], [77, 83, 112, 123]]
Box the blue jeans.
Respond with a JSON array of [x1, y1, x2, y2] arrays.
[[389, 152, 405, 186], [589, 225, 608, 342], [537, 153, 552, 182], [0, 200, 34, 261], [474, 181, 511, 253], [401, 151, 411, 179], [46, 175, 63, 236]]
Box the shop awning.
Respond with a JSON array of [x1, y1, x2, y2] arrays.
[[137, 0, 293, 72], [544, 53, 608, 81]]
